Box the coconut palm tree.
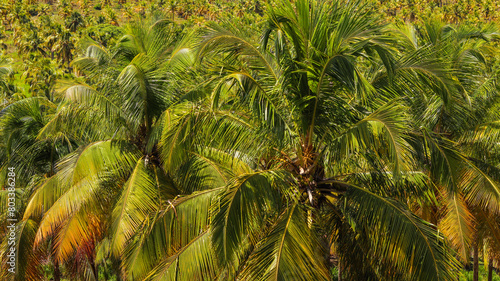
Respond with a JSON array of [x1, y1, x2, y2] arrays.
[[65, 11, 85, 32], [122, 1, 462, 280], [51, 26, 76, 70], [0, 96, 76, 281], [0, 58, 16, 106], [12, 16, 197, 280], [384, 20, 500, 278]]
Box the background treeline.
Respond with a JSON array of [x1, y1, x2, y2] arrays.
[[0, 0, 499, 103]]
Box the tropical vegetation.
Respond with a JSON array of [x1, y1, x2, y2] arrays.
[[2, 0, 500, 281]]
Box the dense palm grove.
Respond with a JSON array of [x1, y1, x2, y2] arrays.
[[2, 0, 500, 280]]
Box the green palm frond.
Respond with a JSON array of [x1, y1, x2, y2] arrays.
[[109, 157, 177, 256], [0, 219, 43, 281], [440, 191, 474, 262], [37, 84, 127, 141], [343, 170, 435, 203], [144, 231, 218, 281], [460, 160, 500, 210], [191, 147, 254, 184], [211, 171, 283, 263], [421, 130, 463, 192], [62, 84, 121, 117], [215, 71, 290, 138], [239, 204, 330, 281], [329, 101, 411, 176], [34, 141, 140, 247], [343, 182, 461, 280], [72, 44, 112, 77], [117, 58, 169, 133], [160, 105, 259, 172], [123, 187, 222, 280], [23, 175, 66, 220]]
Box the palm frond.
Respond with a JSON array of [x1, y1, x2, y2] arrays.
[[239, 204, 330, 281], [144, 231, 218, 281], [329, 101, 411, 175], [439, 191, 474, 262], [343, 182, 460, 281], [110, 158, 177, 257], [122, 187, 222, 280], [211, 171, 284, 263]]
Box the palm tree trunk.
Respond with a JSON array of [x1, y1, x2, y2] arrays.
[[90, 258, 99, 281], [473, 242, 479, 281], [54, 261, 61, 281], [338, 258, 342, 281], [488, 258, 493, 281]]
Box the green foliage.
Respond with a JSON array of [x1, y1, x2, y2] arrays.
[[459, 264, 500, 281], [2, 0, 500, 280]]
